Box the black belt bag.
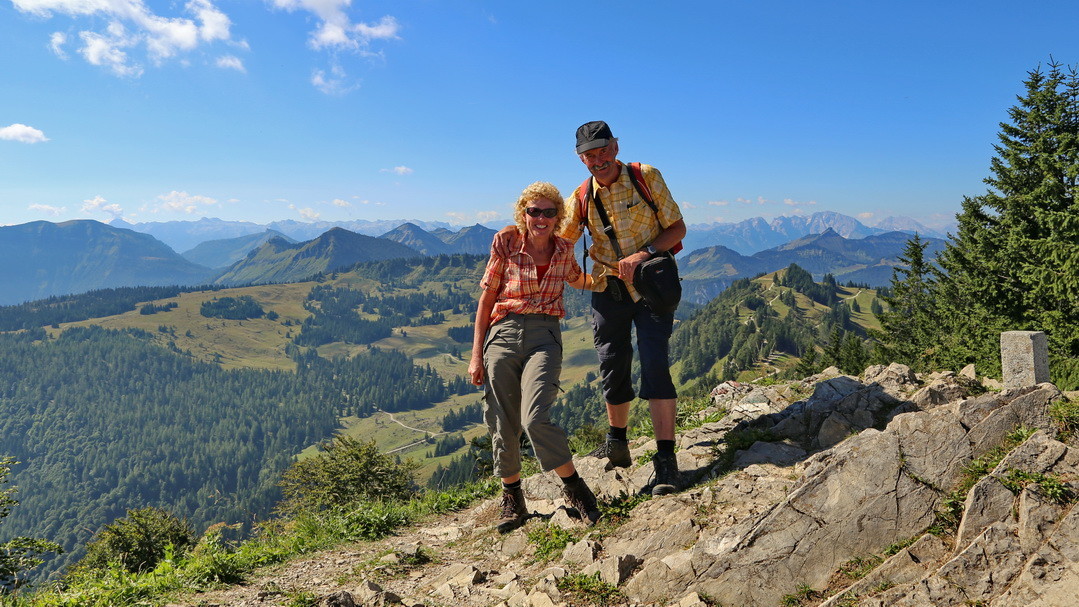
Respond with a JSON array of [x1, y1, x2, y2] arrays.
[[633, 251, 681, 315], [590, 177, 681, 316]]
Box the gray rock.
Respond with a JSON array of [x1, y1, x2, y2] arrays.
[[819, 534, 949, 607], [582, 553, 643, 586], [319, 591, 356, 607], [561, 539, 600, 566], [863, 362, 919, 395], [731, 441, 806, 468], [994, 502, 1079, 606]]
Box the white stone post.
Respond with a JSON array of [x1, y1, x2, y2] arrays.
[[1000, 331, 1050, 389]]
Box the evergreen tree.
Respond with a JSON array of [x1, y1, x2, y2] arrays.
[[878, 234, 937, 370], [935, 61, 1079, 379], [0, 458, 62, 592]]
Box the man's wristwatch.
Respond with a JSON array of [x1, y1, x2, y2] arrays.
[[643, 244, 658, 256]]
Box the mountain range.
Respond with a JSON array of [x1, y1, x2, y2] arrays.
[[682, 211, 949, 255], [111, 217, 464, 254], [679, 228, 947, 302], [110, 211, 949, 258], [0, 211, 945, 306], [0, 220, 216, 306]]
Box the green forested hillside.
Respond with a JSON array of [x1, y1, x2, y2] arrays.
[[0, 327, 337, 578]]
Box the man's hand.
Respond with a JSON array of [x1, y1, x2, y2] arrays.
[[617, 250, 652, 283], [492, 226, 520, 258]]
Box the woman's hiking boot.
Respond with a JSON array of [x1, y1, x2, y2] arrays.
[[587, 436, 631, 468], [497, 485, 528, 532], [562, 476, 602, 526], [651, 451, 680, 496]]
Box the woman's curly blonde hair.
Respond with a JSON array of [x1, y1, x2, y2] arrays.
[[513, 181, 567, 235]]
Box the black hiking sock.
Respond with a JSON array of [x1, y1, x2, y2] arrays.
[[657, 439, 676, 454], [608, 426, 628, 442], [558, 471, 581, 485], [502, 479, 522, 490]]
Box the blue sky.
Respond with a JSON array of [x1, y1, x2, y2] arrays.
[[2, 1, 1077, 231]]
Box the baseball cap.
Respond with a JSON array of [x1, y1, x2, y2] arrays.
[[575, 121, 613, 154]]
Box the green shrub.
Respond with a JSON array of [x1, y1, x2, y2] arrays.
[[277, 436, 417, 516], [556, 572, 625, 606], [527, 525, 580, 562], [76, 506, 193, 574]]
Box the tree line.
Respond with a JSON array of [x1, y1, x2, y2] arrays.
[[876, 61, 1079, 389]]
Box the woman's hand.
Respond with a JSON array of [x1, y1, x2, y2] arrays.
[[468, 355, 485, 386]]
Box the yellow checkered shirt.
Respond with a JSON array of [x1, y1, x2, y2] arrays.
[[561, 162, 682, 302]]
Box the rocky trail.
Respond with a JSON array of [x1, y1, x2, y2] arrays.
[[170, 365, 1079, 607]]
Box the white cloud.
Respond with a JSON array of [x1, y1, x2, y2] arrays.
[[288, 204, 320, 220], [188, 0, 230, 42], [13, 0, 236, 76], [157, 190, 218, 213], [858, 212, 874, 221], [29, 203, 66, 216], [783, 198, 817, 207], [79, 26, 142, 77], [706, 200, 729, 207], [331, 198, 350, 207], [49, 31, 68, 58], [446, 210, 500, 225], [215, 54, 244, 72], [380, 165, 413, 175], [270, 0, 398, 52], [311, 63, 357, 95], [81, 195, 124, 218], [0, 123, 49, 143]]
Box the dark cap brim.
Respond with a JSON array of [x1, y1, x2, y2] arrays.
[[576, 138, 611, 154]]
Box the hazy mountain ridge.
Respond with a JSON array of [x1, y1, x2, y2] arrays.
[[212, 227, 423, 286], [0, 220, 215, 306], [683, 210, 949, 255], [112, 210, 946, 259], [113, 217, 461, 252], [180, 229, 296, 269]]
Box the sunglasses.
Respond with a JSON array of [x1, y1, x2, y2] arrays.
[[525, 207, 559, 218]]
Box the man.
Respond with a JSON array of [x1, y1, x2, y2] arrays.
[[496, 121, 687, 495]]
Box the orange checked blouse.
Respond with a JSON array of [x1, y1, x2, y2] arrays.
[[480, 235, 582, 326]]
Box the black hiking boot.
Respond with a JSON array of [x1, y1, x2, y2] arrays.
[[651, 451, 680, 496], [497, 485, 528, 533], [587, 436, 632, 468], [562, 476, 602, 526]]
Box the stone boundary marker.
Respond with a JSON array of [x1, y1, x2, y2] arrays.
[[1001, 330, 1049, 388]]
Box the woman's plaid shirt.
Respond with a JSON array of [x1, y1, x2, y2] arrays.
[[480, 234, 581, 326]]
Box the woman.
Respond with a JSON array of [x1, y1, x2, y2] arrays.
[[469, 181, 600, 531]]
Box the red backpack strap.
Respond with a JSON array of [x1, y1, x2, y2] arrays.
[[626, 162, 683, 255], [576, 176, 592, 228], [628, 162, 653, 204]]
